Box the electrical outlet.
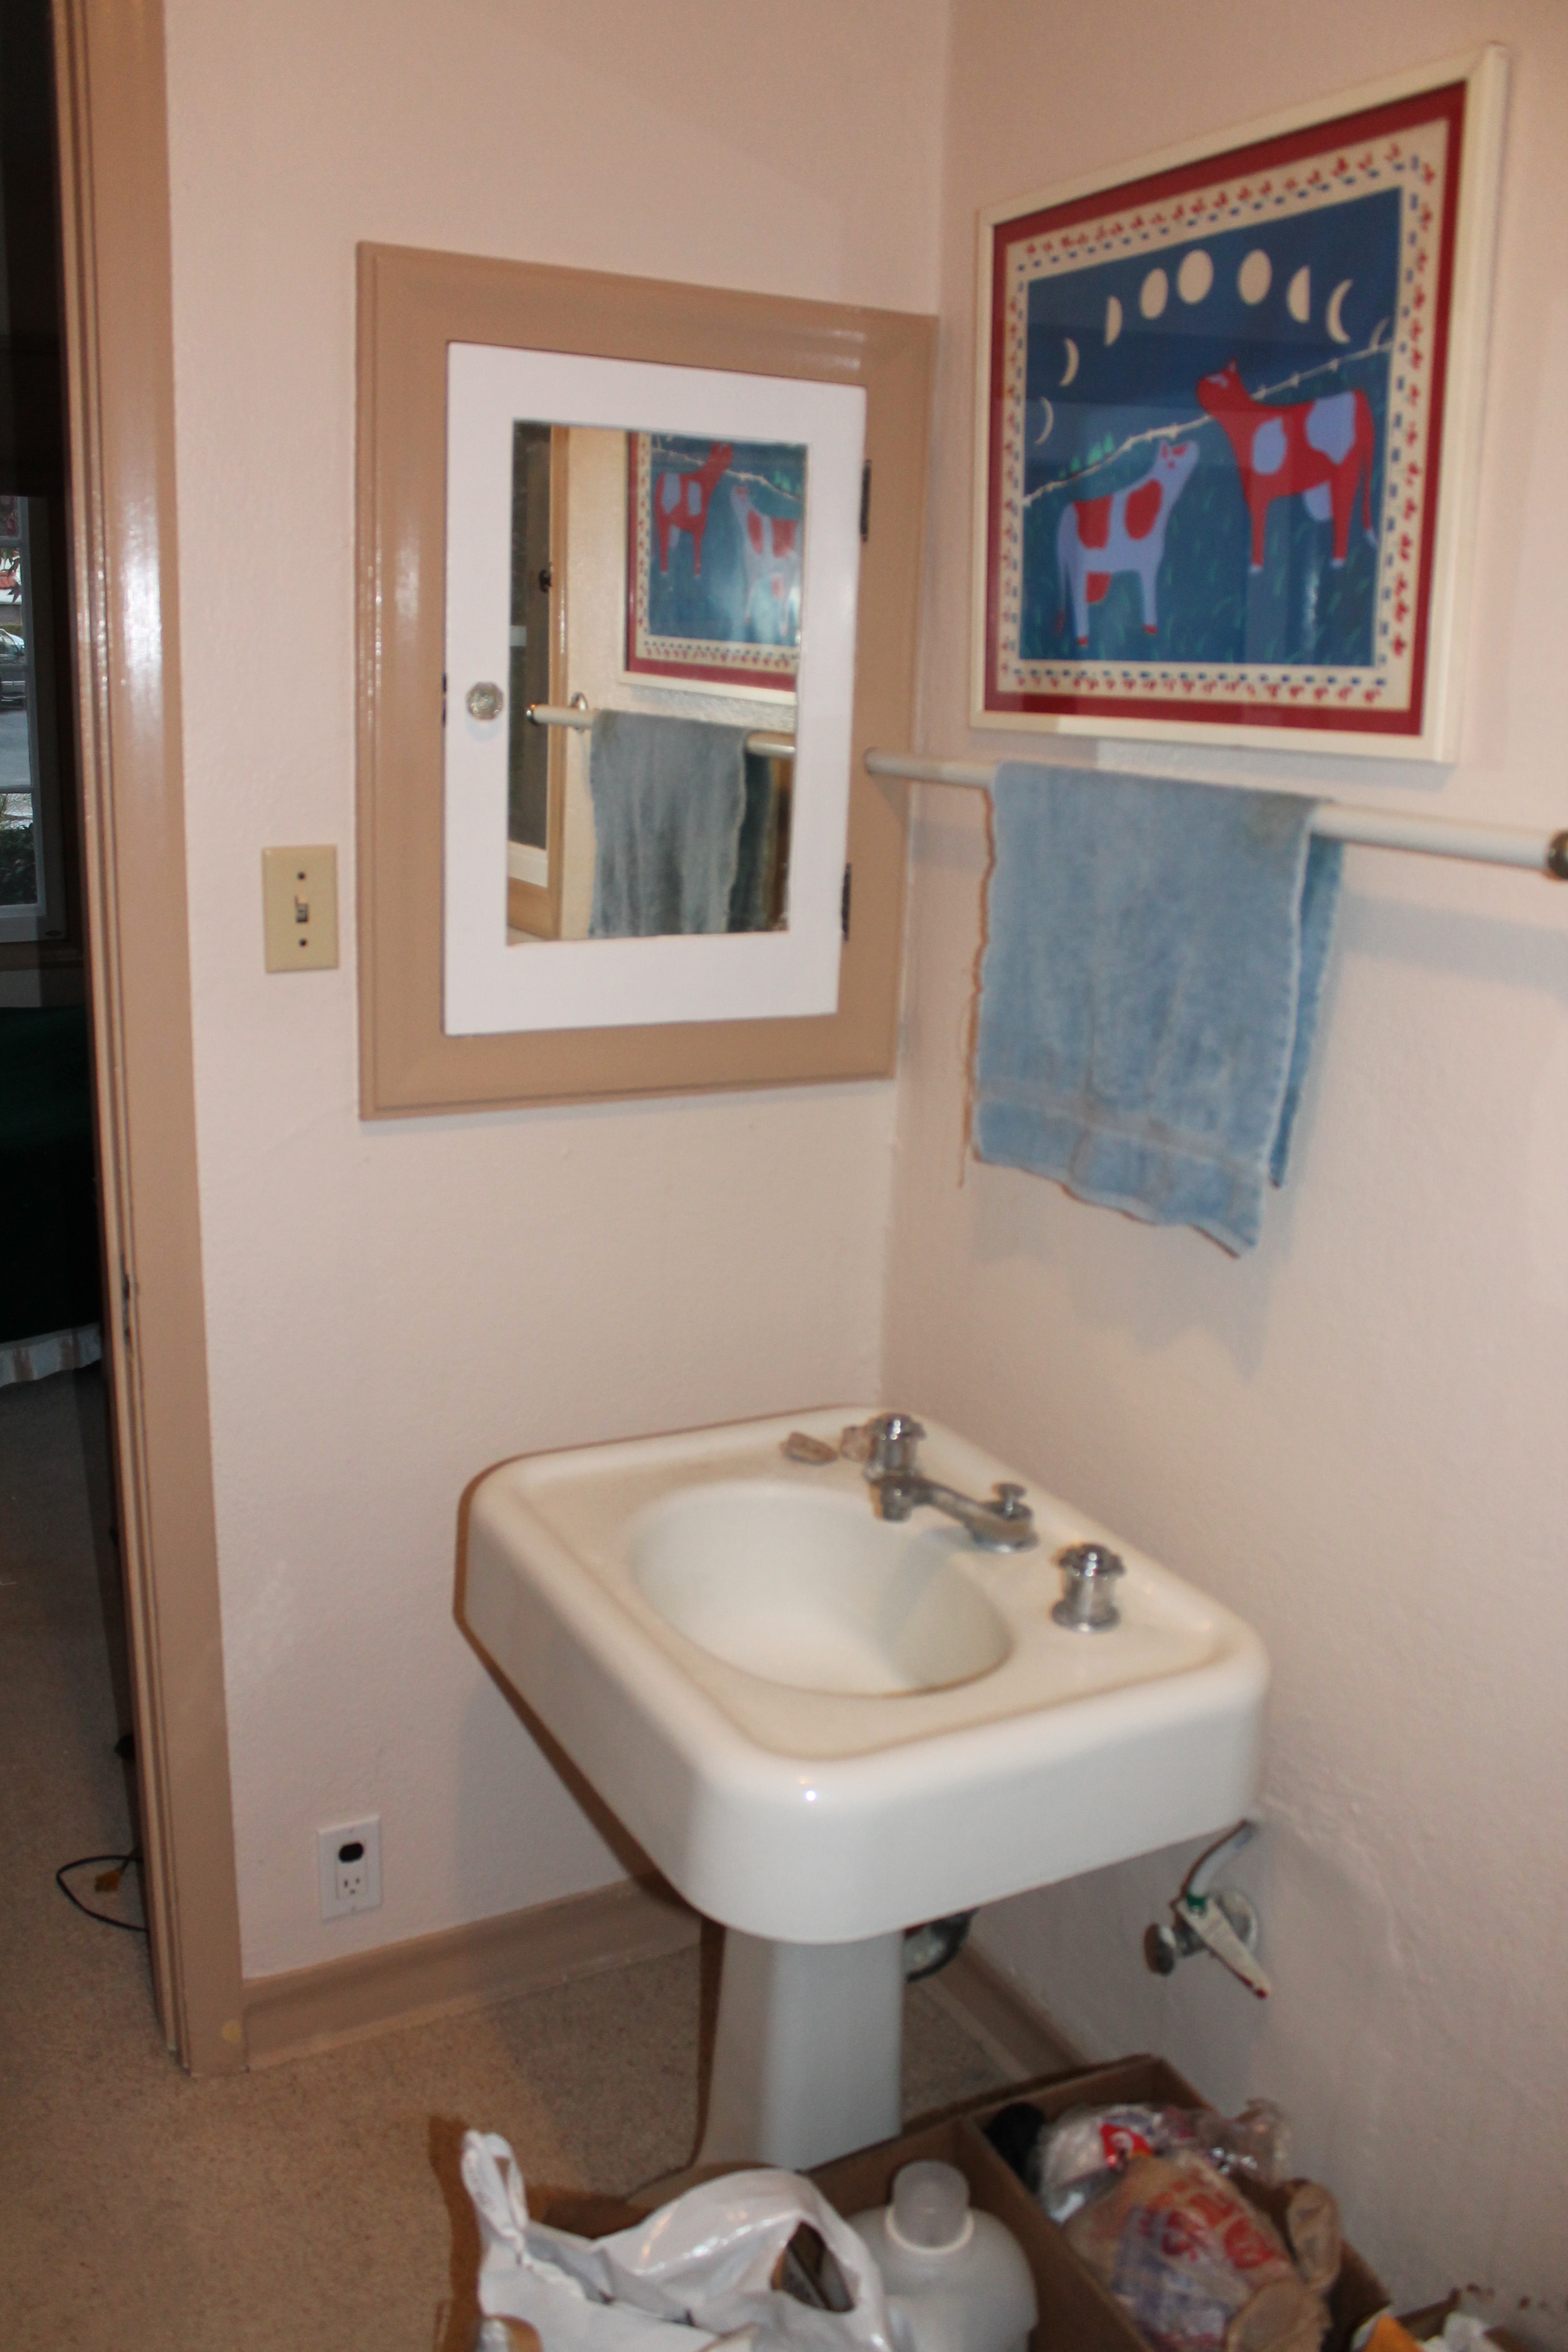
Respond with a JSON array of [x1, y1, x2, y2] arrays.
[[318, 1817, 381, 1920]]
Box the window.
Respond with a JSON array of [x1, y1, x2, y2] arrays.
[[0, 493, 67, 942]]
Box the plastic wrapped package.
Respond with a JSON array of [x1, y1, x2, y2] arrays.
[[1036, 2108, 1202, 2225], [461, 2133, 897, 2352], [1062, 2152, 1328, 2352], [1032, 2102, 1292, 2225]]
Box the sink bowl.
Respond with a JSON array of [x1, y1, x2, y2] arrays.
[[630, 1481, 1012, 1697], [461, 1406, 1268, 1945]]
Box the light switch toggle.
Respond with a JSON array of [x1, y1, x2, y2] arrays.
[[263, 846, 339, 972]]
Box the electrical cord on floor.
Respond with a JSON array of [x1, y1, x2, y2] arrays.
[[54, 1851, 148, 1934]]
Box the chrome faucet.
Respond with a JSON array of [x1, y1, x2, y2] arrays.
[[845, 1413, 1037, 1552]]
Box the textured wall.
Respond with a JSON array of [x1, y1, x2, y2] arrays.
[[161, 0, 947, 1978], [888, 0, 1568, 2304]]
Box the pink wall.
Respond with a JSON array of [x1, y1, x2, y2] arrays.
[[890, 0, 1568, 2302], [161, 0, 1567, 2294], [159, 0, 946, 1979]]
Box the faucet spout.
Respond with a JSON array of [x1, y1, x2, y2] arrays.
[[871, 1471, 1037, 1552], [818, 1414, 1038, 1550]]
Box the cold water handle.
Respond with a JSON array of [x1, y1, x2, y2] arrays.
[[1052, 1541, 1126, 1632]]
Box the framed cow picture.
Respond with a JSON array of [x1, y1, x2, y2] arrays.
[[625, 432, 806, 696], [973, 47, 1507, 759]]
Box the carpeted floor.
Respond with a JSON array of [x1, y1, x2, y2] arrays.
[[0, 1369, 1005, 2351]]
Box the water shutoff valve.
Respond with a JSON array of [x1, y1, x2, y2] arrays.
[[1143, 1821, 1271, 1999]]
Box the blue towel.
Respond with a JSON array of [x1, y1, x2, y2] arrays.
[[973, 765, 1342, 1254], [589, 712, 751, 938]]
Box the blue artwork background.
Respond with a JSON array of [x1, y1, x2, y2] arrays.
[[642, 435, 807, 653], [1018, 189, 1401, 669]]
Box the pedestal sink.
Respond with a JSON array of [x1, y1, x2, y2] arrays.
[[460, 1407, 1267, 2168]]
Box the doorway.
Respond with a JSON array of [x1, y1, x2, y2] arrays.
[[0, 0, 144, 1969], [8, 0, 248, 2072]]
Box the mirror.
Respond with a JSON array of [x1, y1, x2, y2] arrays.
[[443, 344, 864, 1036], [503, 423, 803, 946]]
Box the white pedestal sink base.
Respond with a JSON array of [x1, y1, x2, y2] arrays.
[[696, 1928, 905, 2171]]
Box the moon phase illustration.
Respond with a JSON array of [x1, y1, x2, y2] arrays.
[[1104, 294, 1123, 346], [1325, 279, 1353, 342], [1237, 248, 1271, 304], [1035, 398, 1055, 445], [1177, 248, 1214, 304], [1060, 337, 1080, 386], [1140, 267, 1169, 320], [1287, 265, 1311, 323]]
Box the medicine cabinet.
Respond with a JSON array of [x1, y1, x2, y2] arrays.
[[356, 243, 934, 1115]]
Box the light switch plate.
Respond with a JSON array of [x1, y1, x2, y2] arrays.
[[262, 845, 339, 971]]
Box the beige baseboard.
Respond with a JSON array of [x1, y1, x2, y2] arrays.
[[923, 1941, 1083, 2084], [242, 1874, 700, 2070], [240, 1877, 1076, 2085]]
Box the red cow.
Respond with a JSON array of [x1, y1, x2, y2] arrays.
[[652, 442, 734, 578], [1196, 359, 1375, 573]]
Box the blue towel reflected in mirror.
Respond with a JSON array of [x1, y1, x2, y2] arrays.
[[587, 712, 785, 939]]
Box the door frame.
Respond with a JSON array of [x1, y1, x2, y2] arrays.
[[53, 0, 245, 2071]]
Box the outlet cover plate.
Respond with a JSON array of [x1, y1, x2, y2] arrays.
[[318, 1816, 381, 1919]]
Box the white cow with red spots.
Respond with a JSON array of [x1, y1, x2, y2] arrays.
[[1056, 437, 1200, 647], [730, 482, 802, 642]]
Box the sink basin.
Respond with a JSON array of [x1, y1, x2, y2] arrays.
[[630, 1482, 1012, 1696], [461, 1406, 1268, 1944]]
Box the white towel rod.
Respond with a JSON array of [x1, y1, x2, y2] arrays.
[[527, 702, 795, 760], [862, 750, 1568, 881]]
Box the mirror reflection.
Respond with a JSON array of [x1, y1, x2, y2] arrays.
[[504, 421, 806, 945]]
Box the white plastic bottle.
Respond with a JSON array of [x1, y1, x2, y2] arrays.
[[849, 2161, 1037, 2352]]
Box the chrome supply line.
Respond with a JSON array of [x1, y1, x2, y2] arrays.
[[862, 750, 1568, 881], [527, 702, 795, 760]]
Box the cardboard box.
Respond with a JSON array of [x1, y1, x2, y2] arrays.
[[535, 2050, 1391, 2352], [537, 2116, 1121, 2352], [914, 2052, 1391, 2352]]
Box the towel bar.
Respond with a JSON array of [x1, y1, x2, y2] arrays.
[[862, 751, 1568, 882], [527, 702, 795, 761]]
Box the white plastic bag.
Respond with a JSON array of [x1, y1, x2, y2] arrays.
[[461, 2132, 897, 2352]]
